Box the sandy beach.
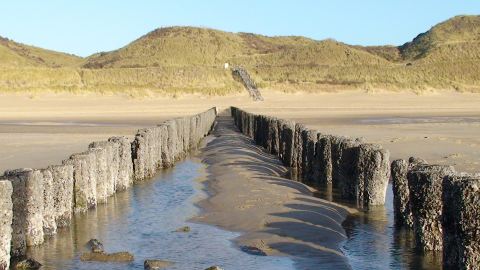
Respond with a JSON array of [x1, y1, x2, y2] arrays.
[[0, 92, 237, 173], [0, 90, 479, 268], [1, 90, 479, 173]]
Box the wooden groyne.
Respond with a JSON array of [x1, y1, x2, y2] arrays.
[[230, 106, 390, 207], [231, 106, 480, 270], [0, 108, 217, 269], [1, 106, 478, 270], [391, 159, 480, 269]]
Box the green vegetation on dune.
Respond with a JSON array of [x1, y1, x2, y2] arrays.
[[84, 27, 247, 68], [0, 37, 83, 68], [354, 45, 402, 62], [400, 15, 480, 60], [1, 15, 480, 95]]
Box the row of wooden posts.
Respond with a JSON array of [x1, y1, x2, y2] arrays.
[[231, 106, 479, 270], [0, 108, 217, 270]]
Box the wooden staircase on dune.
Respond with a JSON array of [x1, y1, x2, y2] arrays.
[[232, 66, 264, 101]]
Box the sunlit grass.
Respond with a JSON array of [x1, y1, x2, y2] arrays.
[[1, 16, 479, 95]]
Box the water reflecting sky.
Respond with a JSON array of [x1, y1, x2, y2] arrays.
[[338, 184, 442, 270], [28, 159, 295, 270], [27, 154, 443, 270]]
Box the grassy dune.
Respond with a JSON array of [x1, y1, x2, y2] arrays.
[[0, 37, 82, 68], [1, 15, 479, 95]]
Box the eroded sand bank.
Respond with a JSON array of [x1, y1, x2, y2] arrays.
[[193, 115, 355, 269]]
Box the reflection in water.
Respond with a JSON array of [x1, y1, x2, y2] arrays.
[[318, 183, 442, 270], [24, 148, 444, 269], [28, 159, 295, 270]]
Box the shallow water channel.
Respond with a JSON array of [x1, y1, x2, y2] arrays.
[[316, 183, 442, 270], [27, 157, 295, 270], [27, 143, 441, 270]]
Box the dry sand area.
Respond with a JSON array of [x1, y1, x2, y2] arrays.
[[1, 90, 479, 174]]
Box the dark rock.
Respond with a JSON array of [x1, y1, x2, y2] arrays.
[[144, 259, 174, 269], [175, 226, 191, 233], [13, 258, 42, 270], [205, 266, 224, 270], [80, 251, 134, 262], [86, 239, 104, 253], [408, 157, 428, 165], [240, 246, 267, 256]]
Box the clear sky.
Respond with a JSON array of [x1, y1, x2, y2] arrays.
[[1, 0, 479, 57]]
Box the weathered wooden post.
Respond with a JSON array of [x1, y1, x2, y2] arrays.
[[63, 152, 97, 212], [0, 179, 13, 270], [408, 164, 455, 251], [354, 144, 390, 207], [3, 168, 45, 256], [442, 174, 480, 269], [313, 134, 333, 187], [48, 164, 74, 228]]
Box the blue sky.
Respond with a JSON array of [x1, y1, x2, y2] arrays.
[[1, 1, 479, 57]]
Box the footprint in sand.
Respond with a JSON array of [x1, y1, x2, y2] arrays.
[[238, 204, 255, 210], [246, 198, 265, 204], [390, 137, 401, 143], [444, 153, 463, 159]]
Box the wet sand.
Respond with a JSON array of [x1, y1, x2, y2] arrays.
[[194, 115, 356, 269], [0, 92, 238, 173], [1, 90, 479, 173], [2, 90, 479, 173], [244, 91, 480, 174]]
